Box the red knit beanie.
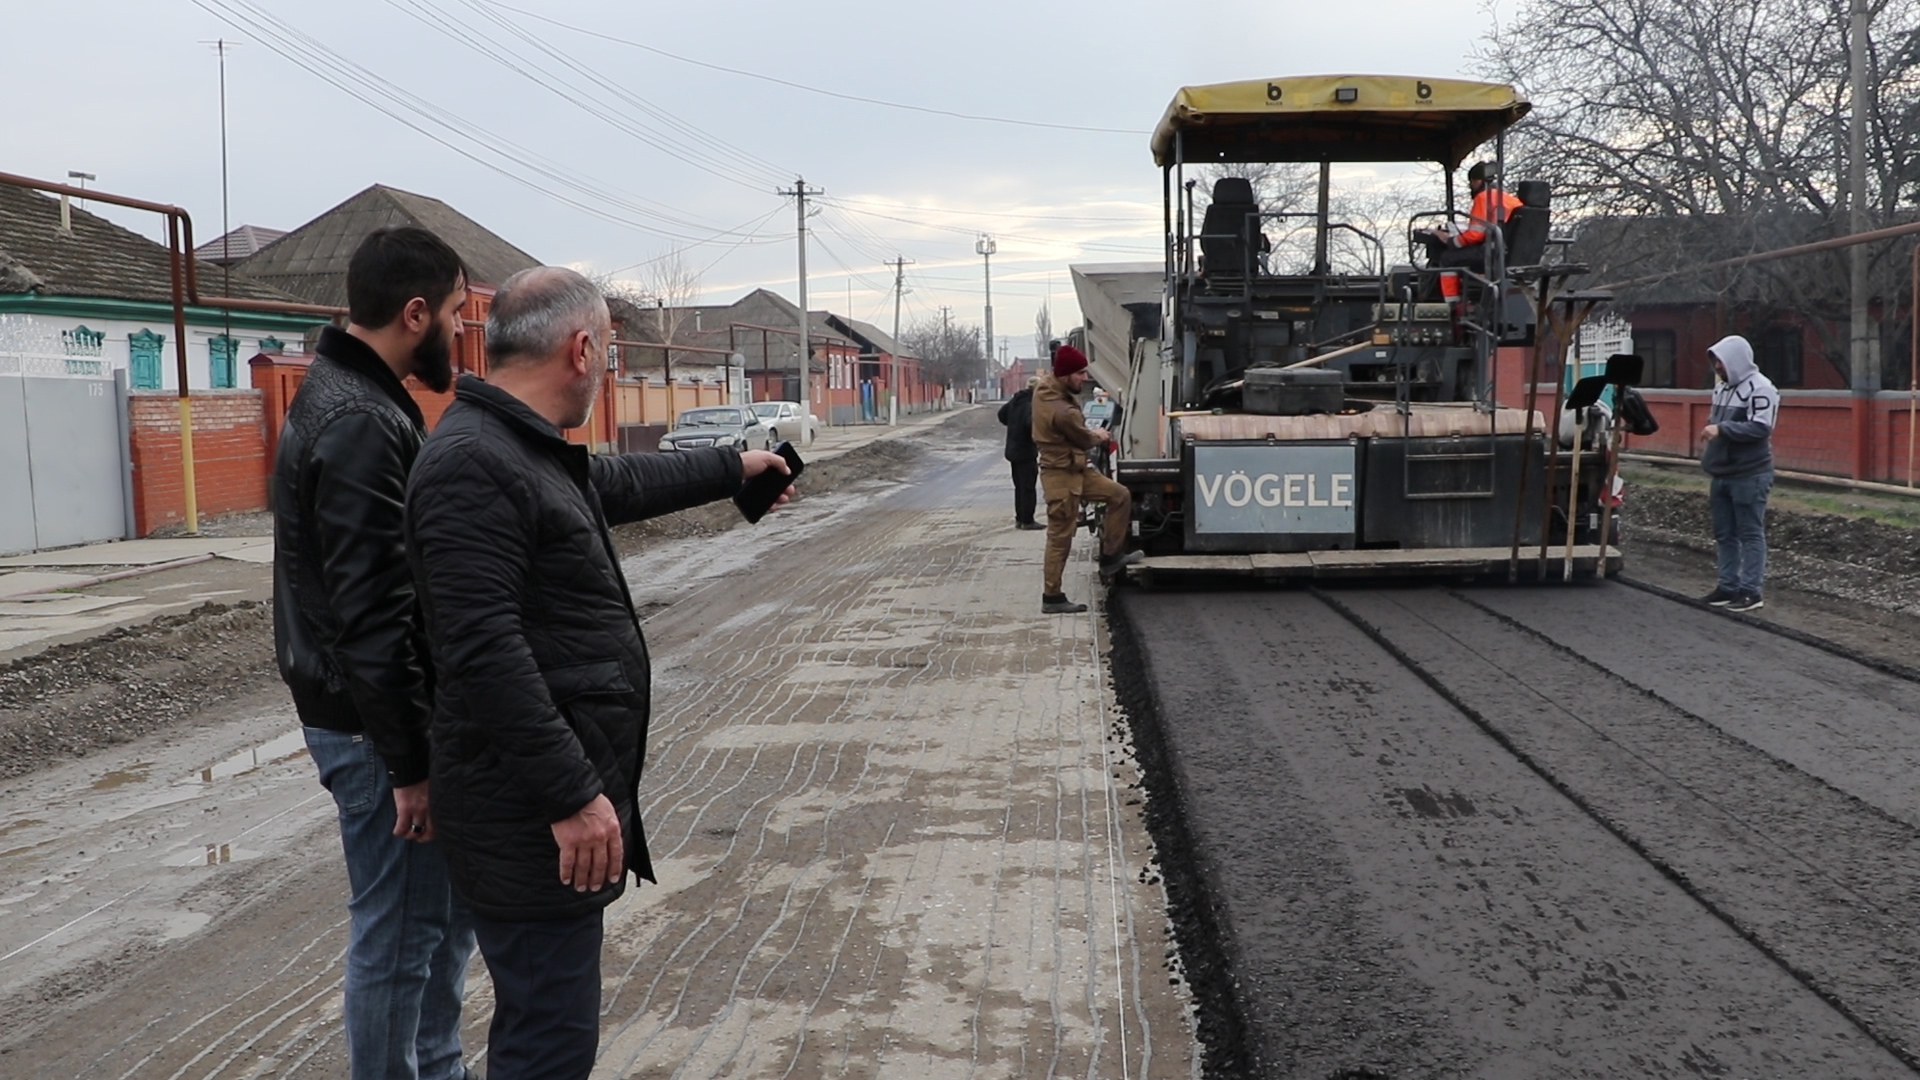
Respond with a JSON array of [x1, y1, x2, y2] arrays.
[[1052, 344, 1088, 378]]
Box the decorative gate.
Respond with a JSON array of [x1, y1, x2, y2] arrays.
[[0, 318, 129, 554]]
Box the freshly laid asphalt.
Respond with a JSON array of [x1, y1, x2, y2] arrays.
[[1112, 582, 1920, 1078]]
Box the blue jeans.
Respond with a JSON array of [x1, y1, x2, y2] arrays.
[[305, 726, 476, 1080], [1709, 471, 1772, 596]]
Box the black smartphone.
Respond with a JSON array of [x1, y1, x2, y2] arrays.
[[733, 441, 804, 524]]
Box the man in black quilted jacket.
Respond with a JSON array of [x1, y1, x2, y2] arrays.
[[271, 226, 478, 1080], [406, 266, 791, 1080]]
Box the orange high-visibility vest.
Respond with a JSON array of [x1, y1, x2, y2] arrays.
[[1458, 188, 1523, 247]]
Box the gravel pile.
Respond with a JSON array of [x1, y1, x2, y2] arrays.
[[1, 432, 944, 780], [608, 435, 927, 554], [0, 602, 277, 780]]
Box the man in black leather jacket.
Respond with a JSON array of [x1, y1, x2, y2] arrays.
[[271, 226, 477, 1080], [407, 266, 791, 1080]]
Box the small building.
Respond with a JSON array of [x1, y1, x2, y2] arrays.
[[1566, 214, 1914, 391], [238, 183, 545, 428], [0, 184, 321, 392], [824, 313, 934, 421], [999, 357, 1041, 398], [234, 183, 540, 310], [195, 224, 288, 266]]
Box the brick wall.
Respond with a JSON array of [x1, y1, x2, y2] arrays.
[[129, 391, 268, 535], [1632, 389, 1920, 483]]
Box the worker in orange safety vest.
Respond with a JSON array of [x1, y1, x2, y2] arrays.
[[1416, 161, 1522, 270]]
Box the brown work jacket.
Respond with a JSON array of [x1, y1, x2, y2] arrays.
[[1031, 375, 1105, 497]]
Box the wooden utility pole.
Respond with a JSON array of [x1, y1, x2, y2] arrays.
[[779, 177, 823, 442], [890, 256, 911, 424]]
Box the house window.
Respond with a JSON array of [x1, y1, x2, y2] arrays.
[[1631, 328, 1676, 388], [209, 334, 239, 389], [62, 325, 105, 356], [258, 335, 286, 355], [1757, 326, 1803, 388], [129, 329, 164, 390]]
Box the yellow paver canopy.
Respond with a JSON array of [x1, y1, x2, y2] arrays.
[[1151, 75, 1530, 168]]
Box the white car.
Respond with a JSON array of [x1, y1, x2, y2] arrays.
[[748, 401, 818, 445]]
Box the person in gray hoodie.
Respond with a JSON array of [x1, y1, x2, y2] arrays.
[[1699, 335, 1778, 611]]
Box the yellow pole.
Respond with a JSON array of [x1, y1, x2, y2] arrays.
[[167, 216, 200, 534]]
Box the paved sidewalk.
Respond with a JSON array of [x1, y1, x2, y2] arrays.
[[801, 405, 966, 462]]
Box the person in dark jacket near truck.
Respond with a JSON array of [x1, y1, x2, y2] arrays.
[[997, 376, 1042, 529], [405, 266, 792, 1080], [271, 226, 476, 1080], [1699, 334, 1778, 612]]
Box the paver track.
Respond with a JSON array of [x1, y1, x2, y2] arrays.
[[1111, 580, 1920, 1079]]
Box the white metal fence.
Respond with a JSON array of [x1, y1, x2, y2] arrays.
[[0, 315, 130, 554]]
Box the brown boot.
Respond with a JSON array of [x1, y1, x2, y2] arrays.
[[1098, 550, 1144, 583]]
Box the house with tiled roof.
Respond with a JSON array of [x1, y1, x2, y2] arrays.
[[0, 184, 322, 391], [235, 184, 540, 307], [824, 313, 930, 421], [659, 288, 942, 422], [195, 224, 288, 266]]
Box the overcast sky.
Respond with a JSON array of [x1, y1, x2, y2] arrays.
[[5, 0, 1513, 358]]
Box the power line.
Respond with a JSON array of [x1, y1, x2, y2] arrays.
[[830, 194, 1153, 224], [823, 198, 1160, 255], [688, 205, 793, 280], [480, 0, 1145, 136], [600, 206, 791, 277], [194, 0, 786, 244], [454, 0, 790, 183], [385, 0, 792, 191]]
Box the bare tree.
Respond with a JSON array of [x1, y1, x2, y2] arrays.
[[1479, 0, 1920, 379], [1189, 161, 1318, 222], [903, 315, 984, 388], [1188, 160, 1435, 273], [591, 250, 703, 382], [1033, 303, 1054, 360], [1479, 0, 1920, 219]]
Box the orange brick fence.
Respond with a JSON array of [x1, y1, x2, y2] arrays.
[[129, 391, 268, 535], [1630, 390, 1920, 486]]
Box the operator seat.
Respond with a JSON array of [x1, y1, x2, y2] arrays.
[[1502, 180, 1553, 267], [1198, 178, 1265, 280]]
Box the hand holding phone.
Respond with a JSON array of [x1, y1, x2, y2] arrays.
[[734, 442, 804, 524]]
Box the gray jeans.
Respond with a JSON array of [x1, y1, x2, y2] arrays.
[[1709, 470, 1772, 595]]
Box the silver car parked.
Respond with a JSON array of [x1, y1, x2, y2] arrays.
[[657, 407, 771, 452], [747, 401, 818, 445]]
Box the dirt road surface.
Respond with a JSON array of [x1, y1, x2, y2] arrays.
[[0, 416, 1193, 1079], [1113, 580, 1920, 1078]]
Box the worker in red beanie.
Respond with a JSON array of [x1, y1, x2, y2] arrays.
[[1030, 344, 1139, 613]]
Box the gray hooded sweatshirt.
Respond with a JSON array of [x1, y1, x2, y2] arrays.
[[1700, 335, 1777, 478]]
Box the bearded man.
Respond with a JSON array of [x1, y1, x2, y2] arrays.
[[271, 225, 480, 1080]]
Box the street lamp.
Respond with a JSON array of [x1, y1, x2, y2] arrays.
[[976, 235, 995, 381]]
